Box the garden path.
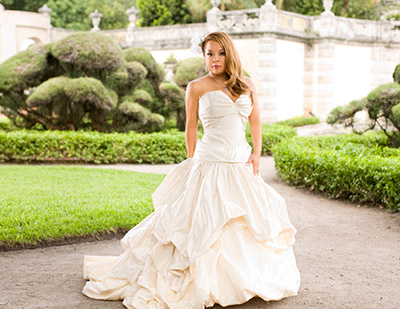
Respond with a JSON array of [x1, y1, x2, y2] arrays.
[[1, 155, 400, 308]]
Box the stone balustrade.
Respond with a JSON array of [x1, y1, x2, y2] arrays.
[[2, 1, 400, 122]]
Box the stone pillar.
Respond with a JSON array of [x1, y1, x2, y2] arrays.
[[207, 0, 221, 32], [89, 9, 102, 32], [303, 44, 317, 116], [258, 36, 278, 123], [164, 60, 177, 83], [38, 4, 52, 43], [126, 6, 139, 46], [316, 41, 335, 118]]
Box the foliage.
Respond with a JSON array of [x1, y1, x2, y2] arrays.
[[159, 83, 186, 131], [26, 76, 116, 131], [273, 132, 400, 211], [327, 65, 400, 148], [52, 32, 123, 78], [0, 44, 55, 93], [0, 123, 296, 164], [366, 83, 400, 147], [123, 47, 165, 90], [0, 129, 187, 164], [276, 115, 320, 127], [246, 123, 297, 155], [327, 98, 369, 129], [46, 0, 92, 31], [49, 0, 132, 31], [1, 0, 47, 11], [137, 0, 193, 26], [0, 32, 169, 133], [393, 64, 400, 84], [173, 57, 208, 88], [0, 165, 164, 249], [287, 0, 380, 20], [0, 117, 17, 131]]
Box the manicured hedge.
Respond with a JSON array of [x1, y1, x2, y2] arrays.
[[272, 132, 400, 211], [0, 129, 187, 164], [275, 115, 320, 127], [246, 124, 297, 155], [0, 124, 297, 164]]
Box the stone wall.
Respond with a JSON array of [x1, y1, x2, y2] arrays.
[[2, 2, 400, 122]]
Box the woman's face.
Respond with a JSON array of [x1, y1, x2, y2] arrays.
[[204, 40, 226, 75]]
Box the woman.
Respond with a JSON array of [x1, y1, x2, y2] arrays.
[[82, 31, 300, 308]]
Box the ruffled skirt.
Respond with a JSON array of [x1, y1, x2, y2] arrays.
[[82, 158, 300, 308]]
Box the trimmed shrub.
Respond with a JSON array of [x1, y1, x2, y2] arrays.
[[0, 124, 296, 164], [0, 117, 16, 131], [123, 47, 165, 89], [173, 57, 207, 88], [276, 115, 320, 127], [246, 124, 297, 155], [0, 129, 187, 164], [52, 32, 123, 77], [272, 132, 400, 211]]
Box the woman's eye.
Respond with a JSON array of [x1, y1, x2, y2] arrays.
[[207, 53, 212, 56]]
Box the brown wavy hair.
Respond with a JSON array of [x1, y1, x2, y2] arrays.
[[201, 31, 253, 99]]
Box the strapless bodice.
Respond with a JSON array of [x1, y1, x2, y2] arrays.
[[194, 90, 253, 163]]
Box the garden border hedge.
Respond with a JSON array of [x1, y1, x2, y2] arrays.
[[0, 124, 296, 164], [272, 133, 400, 211]]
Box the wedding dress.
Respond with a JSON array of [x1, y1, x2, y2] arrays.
[[82, 90, 301, 308]]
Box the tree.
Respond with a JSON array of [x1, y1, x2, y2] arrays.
[[285, 0, 380, 20], [1, 0, 47, 11], [137, 0, 192, 26]]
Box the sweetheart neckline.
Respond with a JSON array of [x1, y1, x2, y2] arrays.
[[199, 90, 249, 104]]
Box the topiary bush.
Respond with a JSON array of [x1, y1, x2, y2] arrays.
[[52, 32, 123, 79], [272, 132, 400, 211], [276, 115, 320, 127], [246, 124, 297, 155], [173, 57, 207, 88], [327, 64, 400, 148], [0, 32, 181, 133]]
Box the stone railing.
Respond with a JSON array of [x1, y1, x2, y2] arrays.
[[18, 0, 400, 49], [206, 0, 400, 44]]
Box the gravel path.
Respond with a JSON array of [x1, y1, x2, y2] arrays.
[[1, 156, 400, 309]]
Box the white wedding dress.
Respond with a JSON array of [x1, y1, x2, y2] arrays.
[[82, 90, 300, 308]]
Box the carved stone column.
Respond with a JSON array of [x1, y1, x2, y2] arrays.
[[258, 36, 278, 122], [164, 60, 177, 83], [126, 6, 139, 46], [89, 9, 102, 32], [38, 4, 52, 43], [207, 0, 221, 32]]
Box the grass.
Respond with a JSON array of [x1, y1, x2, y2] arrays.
[[0, 165, 165, 249]]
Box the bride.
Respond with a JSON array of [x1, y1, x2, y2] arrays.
[[82, 31, 300, 308]]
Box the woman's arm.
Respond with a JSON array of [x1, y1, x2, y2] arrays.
[[185, 81, 199, 158], [246, 78, 262, 175]]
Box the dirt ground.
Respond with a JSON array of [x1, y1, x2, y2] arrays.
[[1, 156, 400, 309]]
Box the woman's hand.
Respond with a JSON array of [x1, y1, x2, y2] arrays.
[[246, 152, 261, 176]]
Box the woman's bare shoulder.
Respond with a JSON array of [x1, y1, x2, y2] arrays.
[[187, 75, 212, 99]]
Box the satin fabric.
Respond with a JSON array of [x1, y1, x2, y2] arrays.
[[82, 90, 301, 308]]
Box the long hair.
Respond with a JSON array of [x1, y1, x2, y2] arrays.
[[201, 31, 253, 99]]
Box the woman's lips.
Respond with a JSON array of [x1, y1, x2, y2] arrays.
[[213, 65, 221, 68]]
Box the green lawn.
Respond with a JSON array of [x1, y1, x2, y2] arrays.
[[0, 165, 165, 249]]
